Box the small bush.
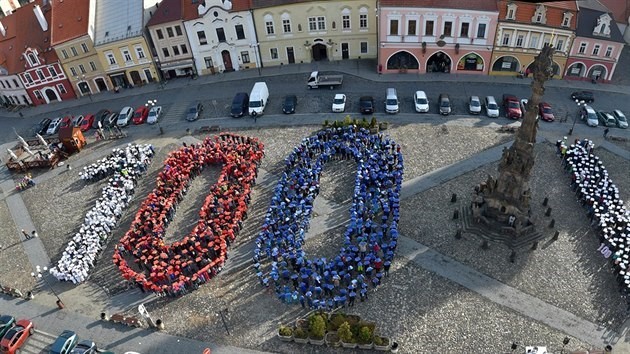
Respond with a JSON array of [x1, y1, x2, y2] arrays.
[[278, 325, 293, 337], [294, 327, 307, 339], [338, 321, 353, 343], [357, 326, 373, 344], [309, 314, 326, 339], [328, 313, 346, 331]]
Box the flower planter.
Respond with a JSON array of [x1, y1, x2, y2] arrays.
[[379, 122, 389, 130], [358, 342, 374, 350], [293, 336, 308, 344], [374, 337, 391, 351], [309, 337, 325, 346], [341, 341, 357, 349], [278, 333, 293, 342], [325, 332, 340, 347]]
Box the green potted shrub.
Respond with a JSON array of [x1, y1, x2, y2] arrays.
[[374, 335, 391, 351], [327, 313, 346, 332], [277, 325, 293, 342], [343, 115, 352, 126], [308, 314, 326, 345], [379, 120, 389, 130], [293, 327, 308, 344], [338, 321, 356, 349], [323, 119, 329, 127], [356, 325, 374, 349], [370, 117, 379, 133]]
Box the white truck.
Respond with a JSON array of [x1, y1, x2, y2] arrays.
[[307, 71, 343, 89]]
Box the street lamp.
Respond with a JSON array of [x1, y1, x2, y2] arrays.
[[216, 308, 230, 335], [569, 99, 585, 135], [31, 265, 64, 309], [146, 99, 163, 135]]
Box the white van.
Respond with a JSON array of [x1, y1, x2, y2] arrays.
[[414, 91, 429, 113], [249, 82, 269, 116], [484, 96, 500, 118], [385, 88, 399, 114]]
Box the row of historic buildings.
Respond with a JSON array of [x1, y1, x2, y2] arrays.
[[0, 0, 627, 107]]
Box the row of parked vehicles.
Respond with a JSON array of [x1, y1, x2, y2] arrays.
[[0, 314, 100, 354]]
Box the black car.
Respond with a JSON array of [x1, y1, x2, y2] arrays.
[[282, 95, 297, 114], [34, 118, 52, 135], [571, 91, 594, 103], [359, 96, 375, 114], [92, 109, 111, 129], [186, 102, 204, 121], [230, 92, 249, 118]]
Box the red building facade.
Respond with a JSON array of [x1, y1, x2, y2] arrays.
[[20, 47, 75, 105]]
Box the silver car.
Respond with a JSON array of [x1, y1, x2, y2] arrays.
[[468, 96, 481, 114], [613, 109, 628, 129]]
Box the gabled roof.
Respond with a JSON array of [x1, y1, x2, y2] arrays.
[[575, 5, 625, 42], [182, 0, 251, 21], [378, 0, 497, 12], [146, 0, 183, 27], [50, 0, 90, 46], [93, 0, 144, 46]]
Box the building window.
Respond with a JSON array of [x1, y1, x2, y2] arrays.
[[425, 20, 434, 36], [359, 14, 367, 29], [204, 56, 213, 69], [78, 64, 86, 74], [25, 73, 33, 83], [460, 22, 469, 37], [507, 8, 515, 19], [476, 23, 486, 38], [57, 84, 67, 94], [389, 19, 399, 35], [89, 61, 97, 71], [408, 20, 417, 35], [282, 19, 291, 33], [162, 48, 170, 57], [535, 12, 543, 23], [529, 35, 538, 48], [106, 52, 116, 65], [562, 13, 572, 27], [605, 46, 613, 57], [270, 48, 278, 59], [502, 33, 511, 46], [241, 51, 250, 63], [27, 53, 39, 66], [122, 48, 132, 62], [216, 28, 226, 42], [70, 67, 77, 76], [166, 27, 174, 37], [317, 16, 326, 30], [71, 47, 78, 56], [265, 19, 275, 35], [532, 4, 547, 24], [235, 24, 246, 39], [36, 69, 45, 80], [443, 21, 452, 37], [135, 46, 146, 59], [12, 79, 17, 87], [181, 44, 188, 54], [342, 15, 350, 30], [578, 42, 587, 54], [360, 41, 368, 53], [197, 31, 208, 45], [556, 39, 564, 51], [516, 34, 524, 47], [49, 66, 58, 77], [61, 49, 69, 59], [157, 29, 164, 39], [0, 80, 5, 88], [175, 25, 182, 36], [172, 46, 180, 55], [592, 44, 600, 56], [308, 17, 317, 31], [81, 43, 89, 53], [34, 90, 43, 99], [506, 3, 518, 20]]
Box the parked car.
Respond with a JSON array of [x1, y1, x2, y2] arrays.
[[282, 95, 297, 114], [468, 96, 481, 115], [46, 117, 63, 135], [484, 96, 499, 118], [117, 106, 134, 126], [50, 330, 78, 354], [612, 109, 628, 129], [359, 96, 375, 114], [91, 109, 111, 129], [571, 91, 594, 103], [79, 114, 95, 132], [538, 102, 554, 122], [502, 94, 522, 119], [70, 339, 97, 354], [60, 116, 73, 129], [414, 91, 429, 113], [147, 106, 163, 124], [34, 118, 52, 135], [186, 102, 203, 121], [104, 112, 119, 127], [0, 315, 15, 338], [438, 93, 451, 115], [597, 111, 617, 127], [230, 92, 249, 118], [384, 88, 399, 114], [580, 105, 598, 127], [332, 94, 346, 113], [0, 319, 33, 354], [72, 115, 84, 128], [132, 106, 149, 125]]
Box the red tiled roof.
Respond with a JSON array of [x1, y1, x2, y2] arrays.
[[498, 0, 578, 29], [379, 0, 497, 11], [50, 0, 90, 46], [231, 0, 252, 12], [543, 1, 578, 11], [147, 0, 183, 27], [596, 0, 630, 24], [182, 0, 199, 21]]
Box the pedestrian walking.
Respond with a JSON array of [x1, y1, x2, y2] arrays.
[[21, 229, 31, 240], [603, 128, 609, 139], [31, 230, 38, 238]]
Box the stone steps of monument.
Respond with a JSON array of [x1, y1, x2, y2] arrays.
[[459, 206, 544, 249]]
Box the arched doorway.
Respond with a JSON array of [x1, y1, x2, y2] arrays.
[[222, 50, 234, 71], [44, 88, 60, 102], [426, 51, 451, 73], [457, 53, 484, 72], [95, 78, 108, 92], [566, 63, 586, 77], [492, 56, 520, 72], [312, 43, 328, 61], [526, 61, 560, 77], [78, 82, 91, 95], [587, 64, 607, 80], [386, 51, 419, 70]]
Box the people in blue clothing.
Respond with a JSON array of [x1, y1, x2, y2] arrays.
[[253, 126, 403, 308]]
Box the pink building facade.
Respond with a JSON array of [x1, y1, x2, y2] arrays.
[[378, 0, 498, 75]]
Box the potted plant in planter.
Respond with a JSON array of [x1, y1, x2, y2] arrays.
[[327, 313, 346, 332], [325, 331, 341, 347], [338, 321, 356, 349], [308, 314, 326, 345], [379, 121, 389, 130], [373, 335, 391, 351], [293, 327, 308, 344], [278, 325, 294, 342], [356, 325, 374, 349], [369, 117, 379, 134]]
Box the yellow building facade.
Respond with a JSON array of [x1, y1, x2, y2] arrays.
[[94, 36, 159, 88], [55, 35, 113, 96]]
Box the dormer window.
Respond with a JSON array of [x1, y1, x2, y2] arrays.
[[506, 3, 517, 20], [561, 12, 573, 27], [26, 51, 39, 66], [593, 13, 612, 37], [532, 4, 546, 24]]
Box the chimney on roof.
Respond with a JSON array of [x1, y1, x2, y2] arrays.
[[0, 21, 5, 37], [33, 5, 48, 32]]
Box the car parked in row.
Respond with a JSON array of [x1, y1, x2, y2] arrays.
[[230, 92, 249, 118], [580, 105, 598, 127], [597, 111, 617, 127], [332, 94, 346, 113], [384, 88, 399, 114], [438, 93, 451, 115], [132, 106, 149, 125], [92, 109, 111, 129], [117, 106, 134, 127], [612, 110, 628, 129], [502, 94, 522, 119], [147, 106, 163, 124], [484, 96, 500, 118], [50, 329, 77, 354], [538, 102, 554, 122], [282, 95, 297, 114], [0, 315, 15, 338], [359, 96, 374, 114], [186, 102, 203, 121], [34, 118, 52, 135], [414, 91, 429, 113], [468, 96, 481, 115], [79, 114, 95, 131], [46, 117, 63, 135], [571, 91, 594, 103], [0, 318, 33, 354], [104, 112, 119, 128], [71, 339, 97, 354], [60, 116, 73, 129]]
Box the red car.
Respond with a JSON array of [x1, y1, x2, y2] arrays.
[[132, 106, 149, 125], [502, 94, 522, 120], [0, 319, 33, 354], [80, 114, 95, 131], [60, 115, 73, 129], [538, 102, 554, 122]]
